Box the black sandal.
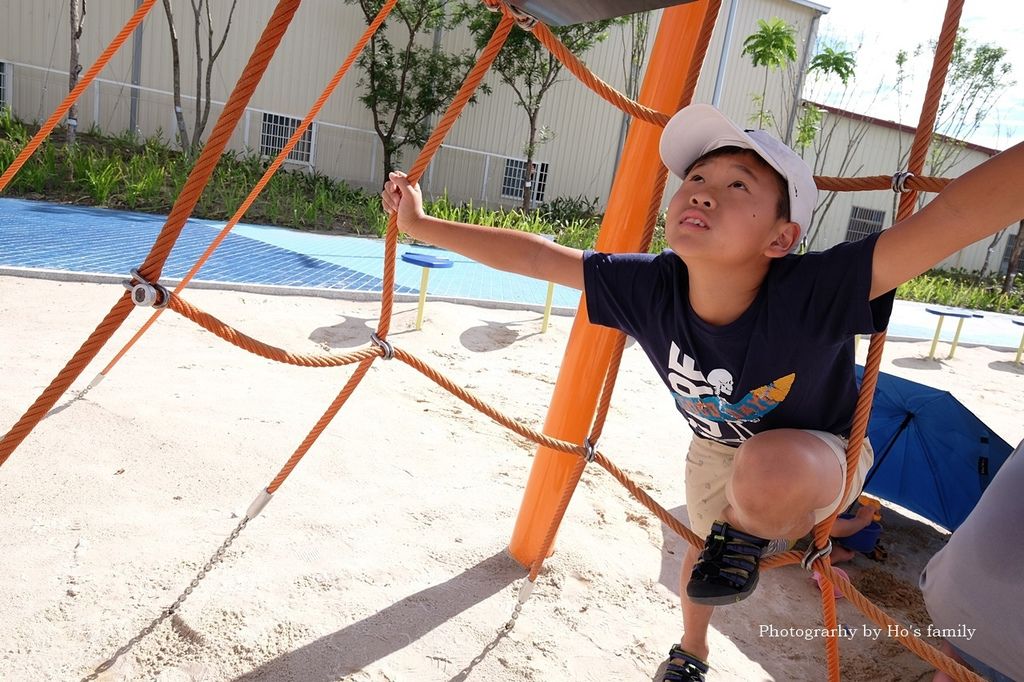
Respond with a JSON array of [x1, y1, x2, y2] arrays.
[[660, 644, 709, 682], [686, 521, 769, 606]]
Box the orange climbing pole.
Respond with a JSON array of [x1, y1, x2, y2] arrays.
[[508, 0, 714, 566]]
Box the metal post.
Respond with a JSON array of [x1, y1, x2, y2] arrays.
[[928, 316, 945, 359], [947, 317, 966, 359], [129, 0, 145, 136], [541, 281, 555, 333], [711, 0, 738, 107], [415, 267, 429, 330]]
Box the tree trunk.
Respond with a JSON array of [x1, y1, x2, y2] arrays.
[[191, 0, 204, 153], [1002, 219, 1024, 294], [161, 0, 192, 152], [67, 0, 85, 145], [187, 0, 237, 154], [976, 229, 1007, 280], [521, 112, 538, 212], [381, 141, 395, 185]]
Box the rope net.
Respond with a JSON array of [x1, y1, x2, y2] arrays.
[[0, 0, 985, 679]]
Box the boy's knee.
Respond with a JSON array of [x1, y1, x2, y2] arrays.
[[730, 434, 795, 500], [727, 431, 831, 534]]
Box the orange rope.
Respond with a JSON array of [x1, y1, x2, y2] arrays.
[[1, 2, 988, 679], [0, 0, 158, 194], [374, 13, 516, 342], [91, 0, 399, 383], [680, 0, 723, 107], [530, 22, 669, 127], [0, 0, 302, 467], [0, 294, 135, 465], [264, 13, 516, 494], [168, 295, 382, 367], [138, 0, 302, 284], [266, 357, 375, 494], [816, 174, 949, 193], [807, 0, 967, 679]]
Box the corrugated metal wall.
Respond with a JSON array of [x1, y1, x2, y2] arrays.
[[0, 0, 1013, 271], [802, 107, 1012, 272]]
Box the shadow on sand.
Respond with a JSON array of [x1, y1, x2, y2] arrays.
[[233, 551, 523, 681]]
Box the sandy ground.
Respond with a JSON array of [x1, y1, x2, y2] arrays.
[[1, 274, 1021, 682]]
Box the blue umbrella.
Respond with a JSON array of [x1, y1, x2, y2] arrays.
[[855, 367, 1013, 531]]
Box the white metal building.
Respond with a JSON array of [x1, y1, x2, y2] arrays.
[[0, 0, 1017, 273]]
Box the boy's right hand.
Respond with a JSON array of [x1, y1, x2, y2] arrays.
[[381, 171, 425, 233]]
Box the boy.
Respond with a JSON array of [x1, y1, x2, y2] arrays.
[[381, 103, 1024, 681]]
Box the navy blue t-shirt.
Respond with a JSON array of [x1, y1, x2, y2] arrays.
[[583, 233, 895, 446]]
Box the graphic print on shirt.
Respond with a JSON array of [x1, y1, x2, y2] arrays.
[[665, 341, 795, 444]]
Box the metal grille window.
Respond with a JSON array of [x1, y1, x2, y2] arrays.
[[0, 61, 8, 109], [1000, 233, 1024, 274], [845, 206, 886, 241], [259, 112, 312, 163], [501, 158, 548, 204]]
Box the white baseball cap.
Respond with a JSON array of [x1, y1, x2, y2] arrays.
[[659, 103, 817, 242]]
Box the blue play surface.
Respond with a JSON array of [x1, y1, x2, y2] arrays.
[[0, 197, 581, 308], [1, 197, 1022, 349]]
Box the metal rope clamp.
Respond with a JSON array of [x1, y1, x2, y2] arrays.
[[507, 4, 539, 30], [486, 0, 538, 30], [123, 268, 170, 309], [891, 171, 915, 194], [370, 333, 394, 360], [801, 539, 833, 571], [583, 437, 598, 463]]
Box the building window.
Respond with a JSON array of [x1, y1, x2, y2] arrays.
[[259, 112, 313, 164], [845, 206, 886, 241], [1000, 233, 1024, 274], [501, 158, 548, 204], [0, 61, 8, 110]]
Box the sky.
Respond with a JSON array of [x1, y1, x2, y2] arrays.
[[810, 0, 1023, 150]]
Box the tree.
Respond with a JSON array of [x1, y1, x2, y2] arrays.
[[741, 17, 797, 131], [791, 39, 869, 250], [348, 0, 478, 183], [461, 6, 616, 210], [976, 228, 1008, 280], [894, 29, 1015, 180], [612, 11, 652, 167], [67, 0, 86, 145], [894, 29, 1014, 269], [1002, 220, 1023, 294], [160, 0, 239, 156], [794, 43, 856, 153], [808, 46, 855, 87]]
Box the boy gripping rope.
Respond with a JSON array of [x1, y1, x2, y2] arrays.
[[381, 103, 1024, 682]]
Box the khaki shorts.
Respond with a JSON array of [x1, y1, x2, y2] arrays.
[[684, 431, 875, 539]]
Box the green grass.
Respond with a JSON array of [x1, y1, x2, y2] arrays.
[[897, 269, 1023, 314]]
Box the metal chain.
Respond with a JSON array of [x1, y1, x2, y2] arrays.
[[502, 578, 535, 632], [80, 517, 250, 681]]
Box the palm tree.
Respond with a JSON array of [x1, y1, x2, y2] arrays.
[[741, 17, 798, 128], [809, 46, 856, 86]]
